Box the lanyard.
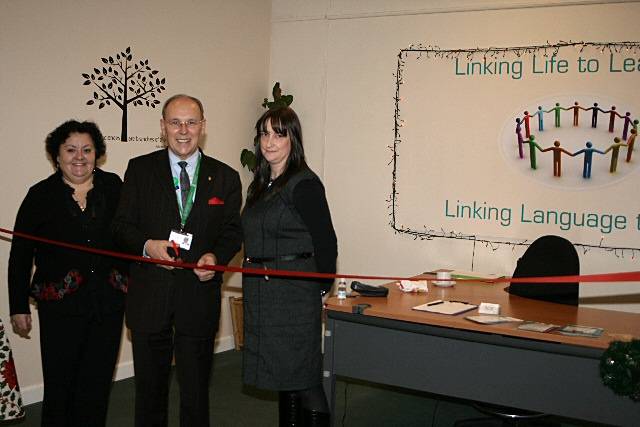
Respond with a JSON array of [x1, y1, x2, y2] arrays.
[[177, 156, 201, 229]]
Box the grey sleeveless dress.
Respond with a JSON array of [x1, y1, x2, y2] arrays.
[[241, 169, 326, 391]]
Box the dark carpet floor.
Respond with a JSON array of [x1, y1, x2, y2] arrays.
[[10, 350, 604, 426]]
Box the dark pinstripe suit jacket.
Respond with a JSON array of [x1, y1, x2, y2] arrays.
[[112, 149, 242, 336]]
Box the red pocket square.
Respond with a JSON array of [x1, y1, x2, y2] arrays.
[[208, 196, 224, 205]]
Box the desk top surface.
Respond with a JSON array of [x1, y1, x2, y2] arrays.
[[324, 275, 640, 350]]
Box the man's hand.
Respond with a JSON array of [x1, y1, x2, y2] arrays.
[[194, 252, 217, 282], [145, 239, 176, 270], [11, 314, 32, 338]]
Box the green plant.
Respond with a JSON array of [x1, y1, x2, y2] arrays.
[[241, 82, 293, 171]]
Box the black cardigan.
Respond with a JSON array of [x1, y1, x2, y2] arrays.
[[8, 169, 126, 316]]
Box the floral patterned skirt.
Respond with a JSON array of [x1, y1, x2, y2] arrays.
[[0, 319, 24, 420]]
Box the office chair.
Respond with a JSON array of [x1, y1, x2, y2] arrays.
[[508, 234, 579, 306], [455, 235, 579, 427]]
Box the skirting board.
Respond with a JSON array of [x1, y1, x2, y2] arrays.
[[19, 334, 237, 406]]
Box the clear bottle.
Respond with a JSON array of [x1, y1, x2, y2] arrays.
[[337, 278, 347, 300]]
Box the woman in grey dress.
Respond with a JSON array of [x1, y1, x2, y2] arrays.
[[241, 107, 337, 426]]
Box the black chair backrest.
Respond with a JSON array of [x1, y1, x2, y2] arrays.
[[508, 235, 580, 306]]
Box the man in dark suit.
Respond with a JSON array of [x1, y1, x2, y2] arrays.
[[112, 94, 242, 426]]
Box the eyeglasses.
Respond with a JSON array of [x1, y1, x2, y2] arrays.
[[166, 119, 205, 129]]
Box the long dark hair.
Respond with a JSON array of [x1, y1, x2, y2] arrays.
[[246, 107, 308, 207]]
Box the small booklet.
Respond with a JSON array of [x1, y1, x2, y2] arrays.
[[465, 315, 523, 324], [557, 324, 604, 338], [413, 300, 478, 315], [424, 269, 504, 282], [451, 270, 504, 282], [517, 321, 558, 333]]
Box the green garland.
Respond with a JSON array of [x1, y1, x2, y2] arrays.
[[600, 339, 640, 401]]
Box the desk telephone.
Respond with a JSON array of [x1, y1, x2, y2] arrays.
[[350, 281, 389, 297]]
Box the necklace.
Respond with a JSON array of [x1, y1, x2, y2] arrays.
[[72, 193, 86, 211], [62, 176, 92, 212]]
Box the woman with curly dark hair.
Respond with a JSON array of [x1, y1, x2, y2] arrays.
[[8, 120, 126, 427]]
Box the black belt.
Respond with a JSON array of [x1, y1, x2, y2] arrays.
[[244, 252, 313, 264]]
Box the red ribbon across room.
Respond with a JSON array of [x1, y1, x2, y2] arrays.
[[1, 227, 639, 284]]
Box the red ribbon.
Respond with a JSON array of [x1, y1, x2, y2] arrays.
[[1, 226, 639, 284]]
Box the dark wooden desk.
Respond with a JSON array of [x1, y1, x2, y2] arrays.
[[322, 278, 640, 426]]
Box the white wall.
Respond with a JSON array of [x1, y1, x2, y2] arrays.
[[0, 0, 271, 404], [269, 0, 640, 310]]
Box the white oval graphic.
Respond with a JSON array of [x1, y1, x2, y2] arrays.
[[499, 95, 638, 191]]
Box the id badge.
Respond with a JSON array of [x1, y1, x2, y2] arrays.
[[169, 229, 193, 250]]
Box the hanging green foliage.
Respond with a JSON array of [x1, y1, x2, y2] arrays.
[[241, 82, 294, 171]]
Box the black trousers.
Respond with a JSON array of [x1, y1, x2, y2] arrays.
[[131, 329, 215, 427], [38, 308, 124, 427]]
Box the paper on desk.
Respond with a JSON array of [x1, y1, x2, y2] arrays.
[[557, 325, 604, 337], [465, 315, 523, 324], [451, 270, 504, 282], [425, 269, 503, 282], [412, 301, 477, 315], [517, 321, 558, 333], [398, 280, 429, 293]]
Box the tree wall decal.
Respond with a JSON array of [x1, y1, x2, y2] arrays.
[[82, 47, 166, 141]]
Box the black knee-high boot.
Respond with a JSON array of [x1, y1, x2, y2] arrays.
[[302, 409, 330, 427], [279, 391, 301, 427], [300, 385, 330, 427]]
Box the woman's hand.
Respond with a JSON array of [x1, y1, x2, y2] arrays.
[[10, 314, 32, 338]]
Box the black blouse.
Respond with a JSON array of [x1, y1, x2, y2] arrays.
[[8, 169, 126, 316], [292, 179, 337, 278]]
